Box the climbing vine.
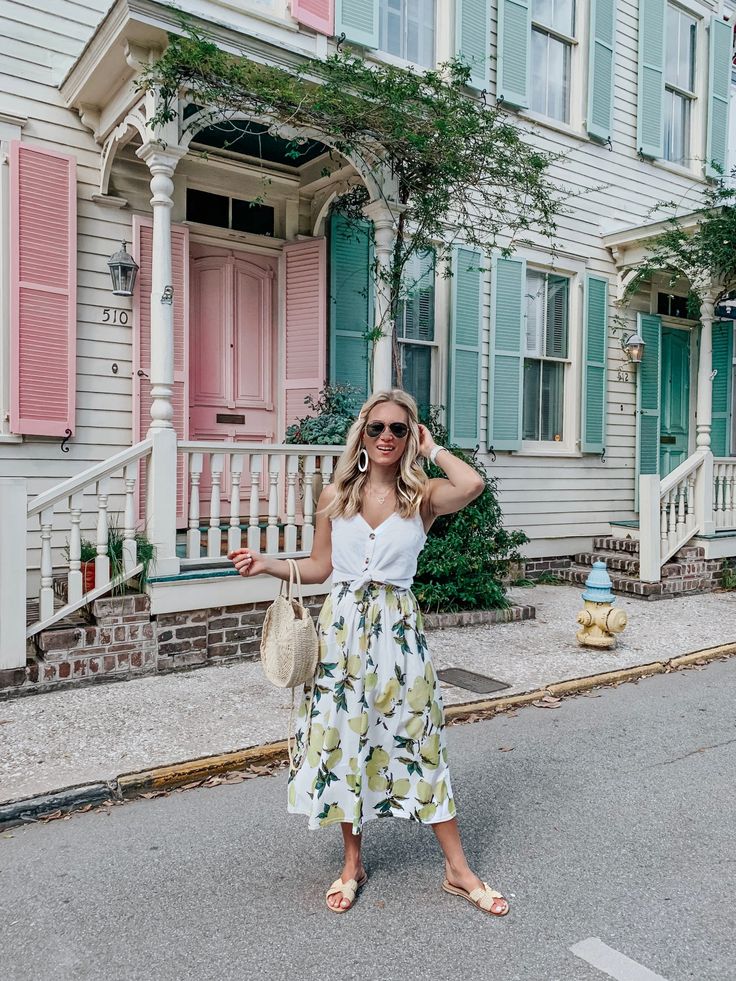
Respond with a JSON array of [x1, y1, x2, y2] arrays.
[[141, 23, 562, 384]]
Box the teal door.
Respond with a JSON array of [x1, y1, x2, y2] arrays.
[[659, 327, 690, 476]]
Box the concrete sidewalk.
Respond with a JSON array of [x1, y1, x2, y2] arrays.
[[1, 583, 734, 805]]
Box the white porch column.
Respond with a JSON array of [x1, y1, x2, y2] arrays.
[[136, 143, 186, 577], [696, 293, 716, 535], [136, 144, 186, 430], [363, 200, 398, 392]]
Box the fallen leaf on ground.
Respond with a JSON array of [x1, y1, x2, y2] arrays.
[[375, 900, 385, 909], [580, 691, 602, 698], [178, 781, 204, 791], [532, 700, 561, 709], [41, 810, 63, 822], [498, 746, 514, 752], [541, 694, 561, 703], [0, 720, 13, 725]]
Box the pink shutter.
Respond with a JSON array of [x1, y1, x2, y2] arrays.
[[10, 142, 76, 436], [291, 0, 333, 35], [133, 216, 189, 526], [284, 238, 327, 430]]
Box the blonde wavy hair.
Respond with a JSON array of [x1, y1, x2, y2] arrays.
[[325, 389, 428, 519]]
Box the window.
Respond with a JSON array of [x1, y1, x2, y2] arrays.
[[664, 4, 696, 164], [186, 189, 275, 236], [379, 0, 436, 68], [530, 0, 575, 123], [393, 250, 435, 414], [523, 270, 569, 441], [657, 292, 690, 319]]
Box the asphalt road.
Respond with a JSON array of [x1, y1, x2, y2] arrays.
[[2, 658, 735, 981]]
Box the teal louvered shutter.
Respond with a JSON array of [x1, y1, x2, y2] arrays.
[[489, 254, 525, 451], [636, 313, 662, 476], [637, 0, 665, 159], [448, 247, 482, 447], [497, 0, 531, 109], [455, 0, 489, 90], [587, 0, 616, 142], [581, 275, 608, 453], [711, 321, 734, 457], [336, 0, 379, 48], [706, 16, 732, 178], [329, 213, 373, 403]]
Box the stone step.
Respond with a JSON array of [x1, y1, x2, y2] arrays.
[[593, 536, 640, 554], [575, 552, 641, 575], [557, 565, 669, 600], [575, 550, 713, 579]]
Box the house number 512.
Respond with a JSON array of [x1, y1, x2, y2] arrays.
[[102, 308, 129, 325]]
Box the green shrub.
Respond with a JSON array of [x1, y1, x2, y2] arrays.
[[412, 407, 528, 613], [284, 384, 362, 446]]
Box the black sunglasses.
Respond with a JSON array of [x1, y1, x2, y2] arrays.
[[365, 421, 409, 439]]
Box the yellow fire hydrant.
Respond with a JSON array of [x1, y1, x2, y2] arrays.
[[576, 561, 627, 649]]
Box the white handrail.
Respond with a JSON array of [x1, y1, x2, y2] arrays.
[[178, 441, 345, 454], [28, 439, 153, 517], [659, 447, 708, 497]]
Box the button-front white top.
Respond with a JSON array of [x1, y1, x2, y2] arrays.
[[331, 511, 427, 591]]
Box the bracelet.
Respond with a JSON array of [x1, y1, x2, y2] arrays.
[[429, 445, 447, 465]]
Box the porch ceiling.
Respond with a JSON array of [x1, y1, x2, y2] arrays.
[[603, 211, 701, 270]]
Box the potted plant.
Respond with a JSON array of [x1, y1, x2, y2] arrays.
[[79, 540, 97, 593], [107, 522, 156, 591]]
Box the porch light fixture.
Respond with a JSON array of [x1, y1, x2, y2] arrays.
[[622, 331, 645, 365], [107, 241, 139, 296]]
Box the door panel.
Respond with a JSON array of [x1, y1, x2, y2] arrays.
[[659, 326, 690, 477], [189, 247, 277, 513]]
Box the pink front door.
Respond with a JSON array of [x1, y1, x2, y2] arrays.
[[189, 246, 277, 445]]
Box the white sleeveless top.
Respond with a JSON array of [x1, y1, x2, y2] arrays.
[[331, 512, 427, 591]]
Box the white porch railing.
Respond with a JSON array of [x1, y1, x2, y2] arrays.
[[178, 442, 344, 564], [713, 458, 736, 530], [639, 450, 710, 582]]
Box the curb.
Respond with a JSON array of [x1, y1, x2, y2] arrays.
[[2, 641, 734, 828]]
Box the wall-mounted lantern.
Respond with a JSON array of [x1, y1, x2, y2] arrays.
[[622, 331, 645, 365], [107, 241, 139, 296]]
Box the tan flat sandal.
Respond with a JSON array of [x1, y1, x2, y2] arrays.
[[325, 872, 368, 913], [442, 878, 510, 917]]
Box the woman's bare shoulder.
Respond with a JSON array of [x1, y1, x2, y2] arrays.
[[319, 482, 337, 505]]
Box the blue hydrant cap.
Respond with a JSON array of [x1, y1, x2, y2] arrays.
[[581, 560, 616, 604]]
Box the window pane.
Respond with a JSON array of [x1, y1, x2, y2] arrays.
[[399, 250, 435, 341], [665, 5, 696, 91], [523, 359, 542, 440], [231, 198, 275, 236], [186, 189, 229, 228], [530, 30, 549, 116], [540, 361, 564, 441], [533, 0, 574, 34], [545, 276, 569, 358], [379, 0, 435, 66], [525, 270, 545, 355], [380, 0, 403, 57], [401, 343, 432, 415], [664, 89, 690, 164], [530, 30, 569, 122]]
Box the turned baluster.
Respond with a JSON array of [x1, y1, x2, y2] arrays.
[[248, 454, 263, 551], [266, 454, 281, 554], [686, 474, 696, 530], [228, 454, 245, 553], [676, 481, 686, 535], [188, 453, 203, 559], [39, 507, 55, 621], [668, 489, 678, 548], [302, 455, 317, 552], [208, 454, 224, 558], [67, 492, 84, 604], [123, 462, 138, 575], [284, 455, 299, 553], [659, 492, 669, 548], [726, 467, 736, 527], [95, 477, 111, 587]]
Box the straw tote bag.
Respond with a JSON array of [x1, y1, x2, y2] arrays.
[[260, 559, 318, 688]]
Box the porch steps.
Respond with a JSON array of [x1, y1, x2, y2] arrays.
[[557, 537, 724, 601]]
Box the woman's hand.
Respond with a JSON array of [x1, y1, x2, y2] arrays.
[[417, 424, 436, 459], [228, 548, 271, 578]]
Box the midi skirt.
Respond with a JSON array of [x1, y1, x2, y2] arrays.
[[287, 580, 456, 834]]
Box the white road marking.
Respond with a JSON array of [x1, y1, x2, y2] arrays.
[[570, 938, 670, 981]]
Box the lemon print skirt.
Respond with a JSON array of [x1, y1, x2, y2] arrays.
[[287, 581, 456, 834]]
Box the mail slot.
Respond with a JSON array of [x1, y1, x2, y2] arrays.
[[216, 413, 246, 425], [660, 435, 676, 445]]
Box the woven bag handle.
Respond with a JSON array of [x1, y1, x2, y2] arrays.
[[280, 557, 296, 602], [289, 558, 305, 606]]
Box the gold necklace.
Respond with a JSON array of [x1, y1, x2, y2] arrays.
[[368, 483, 395, 506]]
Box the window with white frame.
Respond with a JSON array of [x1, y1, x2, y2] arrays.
[[664, 4, 697, 165], [530, 0, 576, 123], [393, 249, 435, 415], [379, 0, 436, 68], [523, 270, 570, 442]]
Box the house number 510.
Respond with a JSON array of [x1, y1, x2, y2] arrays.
[[102, 308, 129, 325]]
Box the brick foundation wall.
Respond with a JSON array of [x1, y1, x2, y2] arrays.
[[523, 557, 573, 580]]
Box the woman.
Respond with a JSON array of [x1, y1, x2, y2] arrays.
[[229, 389, 509, 917]]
